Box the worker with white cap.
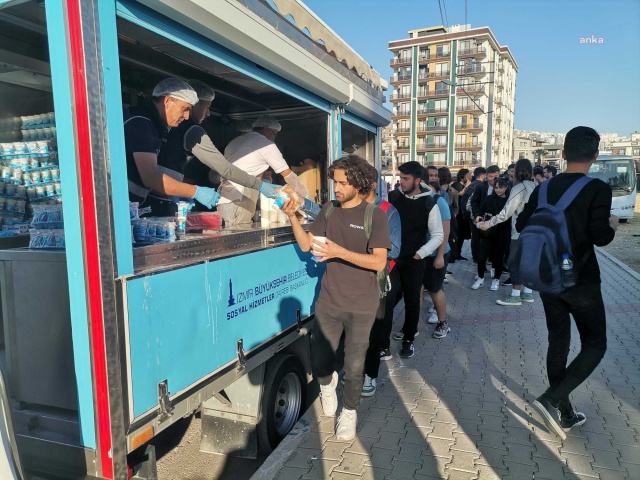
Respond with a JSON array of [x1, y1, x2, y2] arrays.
[[217, 115, 310, 226], [123, 77, 221, 216], [158, 80, 279, 213]]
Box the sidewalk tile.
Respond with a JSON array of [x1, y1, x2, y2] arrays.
[[394, 442, 426, 464], [503, 460, 538, 478], [504, 443, 536, 466], [385, 459, 420, 479], [402, 425, 431, 445], [301, 459, 341, 480], [475, 464, 507, 479], [275, 466, 310, 480], [356, 421, 383, 438], [533, 456, 567, 479], [475, 445, 507, 468], [588, 448, 623, 471], [591, 467, 630, 480], [359, 465, 391, 480], [424, 437, 455, 458], [448, 450, 480, 471], [503, 426, 534, 447], [344, 436, 376, 455], [362, 447, 396, 468], [322, 442, 349, 461], [371, 432, 403, 452], [452, 433, 481, 453], [416, 455, 450, 477], [284, 448, 323, 469], [333, 452, 367, 475], [611, 443, 640, 465], [562, 452, 598, 477], [561, 437, 591, 457], [446, 468, 479, 480], [428, 421, 456, 440]]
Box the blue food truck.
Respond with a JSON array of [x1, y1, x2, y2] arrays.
[[0, 0, 390, 478]]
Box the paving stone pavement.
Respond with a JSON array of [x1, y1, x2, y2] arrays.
[[252, 249, 640, 480]]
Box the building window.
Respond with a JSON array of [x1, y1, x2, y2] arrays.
[[436, 44, 450, 57], [433, 152, 446, 164], [434, 99, 448, 111], [434, 135, 447, 146], [456, 152, 466, 164]]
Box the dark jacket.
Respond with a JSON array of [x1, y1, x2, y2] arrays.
[[470, 181, 494, 219], [479, 192, 509, 238]]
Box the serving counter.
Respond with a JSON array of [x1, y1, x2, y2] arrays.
[[0, 223, 305, 412]]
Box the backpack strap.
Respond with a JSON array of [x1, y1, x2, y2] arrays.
[[364, 202, 376, 241], [323, 200, 339, 221]]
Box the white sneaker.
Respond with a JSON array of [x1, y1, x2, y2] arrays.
[[319, 372, 338, 416], [490, 279, 500, 291], [427, 310, 438, 324], [471, 276, 485, 290], [361, 375, 377, 397], [335, 408, 357, 441]]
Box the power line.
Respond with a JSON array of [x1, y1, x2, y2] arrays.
[[435, 0, 446, 26], [442, 0, 450, 27]]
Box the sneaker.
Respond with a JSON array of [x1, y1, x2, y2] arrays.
[[335, 408, 357, 441], [561, 411, 587, 432], [532, 396, 566, 440], [319, 372, 338, 417], [399, 340, 414, 358], [471, 276, 485, 290], [521, 292, 534, 303], [380, 348, 393, 361], [490, 279, 500, 291], [432, 321, 450, 339], [361, 375, 377, 397], [427, 311, 438, 324], [393, 331, 418, 340], [458, 256, 468, 261], [496, 295, 522, 306], [502, 277, 512, 286], [446, 270, 453, 275], [443, 277, 449, 284]]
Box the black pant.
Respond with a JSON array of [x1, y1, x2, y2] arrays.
[[395, 257, 425, 342], [365, 267, 400, 378], [456, 213, 471, 257], [477, 234, 509, 278], [539, 283, 607, 414], [470, 221, 481, 261], [311, 302, 376, 410]]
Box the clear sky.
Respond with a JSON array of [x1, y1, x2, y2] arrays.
[[303, 0, 640, 136]]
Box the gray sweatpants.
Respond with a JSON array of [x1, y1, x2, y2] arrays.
[[217, 187, 260, 227]]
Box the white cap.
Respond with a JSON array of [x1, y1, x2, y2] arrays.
[[236, 119, 255, 133], [152, 78, 199, 106], [253, 115, 281, 132], [187, 79, 216, 102]]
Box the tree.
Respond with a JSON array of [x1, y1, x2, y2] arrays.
[[534, 148, 548, 165]]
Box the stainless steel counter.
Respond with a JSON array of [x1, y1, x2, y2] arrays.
[[132, 222, 304, 276]]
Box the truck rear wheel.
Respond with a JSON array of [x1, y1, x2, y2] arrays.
[[257, 354, 306, 453]]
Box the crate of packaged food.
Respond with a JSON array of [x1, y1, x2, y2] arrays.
[[31, 204, 64, 230], [28, 228, 65, 249], [0, 139, 57, 159], [132, 217, 177, 244]]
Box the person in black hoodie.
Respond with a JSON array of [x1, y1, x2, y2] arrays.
[[460, 166, 486, 262], [470, 176, 510, 291]]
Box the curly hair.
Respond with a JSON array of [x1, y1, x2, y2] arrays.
[[328, 155, 374, 195]]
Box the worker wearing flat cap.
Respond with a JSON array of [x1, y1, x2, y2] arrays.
[[217, 115, 310, 226], [158, 80, 279, 215], [123, 77, 223, 216]]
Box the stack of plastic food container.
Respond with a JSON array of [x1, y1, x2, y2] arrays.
[[28, 204, 65, 249], [130, 202, 177, 244]]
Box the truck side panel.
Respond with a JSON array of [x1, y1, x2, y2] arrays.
[[125, 244, 323, 419]]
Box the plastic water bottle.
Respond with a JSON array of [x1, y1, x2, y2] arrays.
[[561, 254, 576, 289]]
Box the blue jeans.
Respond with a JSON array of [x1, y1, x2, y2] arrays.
[[539, 283, 607, 413]]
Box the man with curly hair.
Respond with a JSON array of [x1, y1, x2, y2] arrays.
[[281, 155, 390, 441]]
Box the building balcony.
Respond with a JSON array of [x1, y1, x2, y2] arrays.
[[392, 111, 411, 118], [496, 80, 504, 90], [390, 75, 412, 86], [457, 65, 486, 76], [390, 92, 412, 102], [395, 127, 411, 134], [495, 113, 502, 122], [458, 46, 486, 58], [417, 89, 450, 100], [498, 63, 505, 73], [416, 107, 449, 116], [455, 142, 483, 150], [456, 85, 485, 96], [396, 147, 410, 154], [456, 104, 483, 113], [417, 125, 448, 134], [417, 143, 447, 151], [495, 95, 503, 105], [418, 71, 450, 82], [418, 52, 450, 63], [391, 57, 412, 67], [455, 123, 483, 132]]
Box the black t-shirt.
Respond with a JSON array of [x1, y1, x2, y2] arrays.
[[309, 201, 391, 315], [124, 103, 168, 199], [516, 173, 615, 285]]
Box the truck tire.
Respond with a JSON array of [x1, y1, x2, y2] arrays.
[[257, 354, 306, 453]]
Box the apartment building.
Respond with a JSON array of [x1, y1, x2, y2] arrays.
[[611, 132, 640, 162], [389, 24, 518, 170]]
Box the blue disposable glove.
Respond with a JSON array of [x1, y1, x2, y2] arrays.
[[259, 181, 279, 199], [192, 186, 220, 208]]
